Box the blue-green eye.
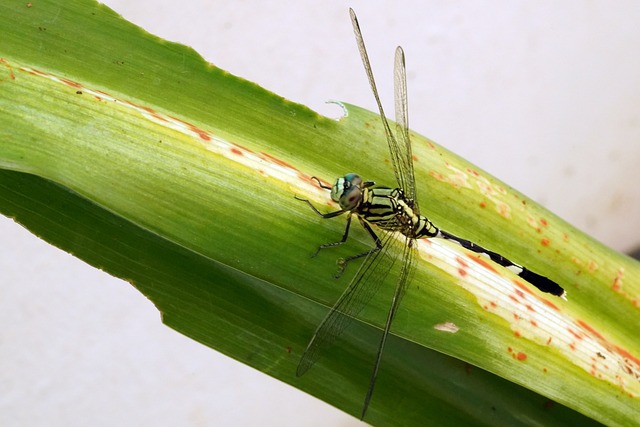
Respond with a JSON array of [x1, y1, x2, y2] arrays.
[[330, 174, 363, 209]]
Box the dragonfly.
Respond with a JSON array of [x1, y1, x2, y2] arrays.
[[296, 8, 566, 419]]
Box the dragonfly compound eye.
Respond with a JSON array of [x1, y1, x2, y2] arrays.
[[340, 185, 363, 210], [331, 174, 363, 209]]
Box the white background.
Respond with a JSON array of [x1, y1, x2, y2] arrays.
[[2, 1, 639, 426]]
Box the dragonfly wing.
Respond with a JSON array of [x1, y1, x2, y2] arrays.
[[297, 230, 403, 376], [361, 235, 416, 417], [393, 47, 418, 208], [349, 8, 410, 195]]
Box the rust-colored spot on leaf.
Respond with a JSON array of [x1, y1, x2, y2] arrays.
[[541, 299, 560, 311], [0, 58, 16, 81], [611, 268, 624, 292], [567, 328, 584, 340], [576, 320, 605, 341], [429, 171, 445, 182], [469, 254, 498, 274], [513, 280, 534, 296], [260, 151, 297, 171]]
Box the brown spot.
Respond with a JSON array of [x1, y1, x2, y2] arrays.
[[576, 320, 605, 341], [516, 352, 527, 361], [613, 346, 640, 369], [469, 255, 498, 274], [429, 171, 445, 182], [541, 238, 550, 247], [0, 58, 16, 81], [466, 168, 480, 176], [611, 268, 624, 292], [188, 124, 211, 141], [230, 147, 243, 156], [540, 218, 548, 227], [260, 151, 297, 171], [59, 77, 82, 89], [567, 328, 583, 340], [513, 280, 534, 296]]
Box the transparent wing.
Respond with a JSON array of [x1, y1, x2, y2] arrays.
[[361, 235, 415, 417], [296, 229, 403, 377], [393, 47, 418, 209], [349, 8, 415, 199]]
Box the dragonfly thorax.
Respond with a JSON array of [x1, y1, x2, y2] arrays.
[[330, 173, 439, 239]]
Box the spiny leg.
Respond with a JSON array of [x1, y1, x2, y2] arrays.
[[335, 218, 382, 278], [294, 195, 346, 219], [295, 195, 382, 278], [437, 229, 566, 298]]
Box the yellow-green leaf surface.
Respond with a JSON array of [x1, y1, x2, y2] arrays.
[[1, 1, 639, 426]]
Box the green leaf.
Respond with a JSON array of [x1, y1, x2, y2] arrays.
[[1, 1, 639, 426]]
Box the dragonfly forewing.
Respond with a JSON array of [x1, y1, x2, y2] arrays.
[[393, 46, 419, 208]]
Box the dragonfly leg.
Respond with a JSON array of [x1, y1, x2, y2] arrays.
[[294, 195, 346, 219], [335, 219, 383, 278], [312, 213, 354, 259]]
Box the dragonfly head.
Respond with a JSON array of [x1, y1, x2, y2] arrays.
[[331, 173, 364, 210]]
